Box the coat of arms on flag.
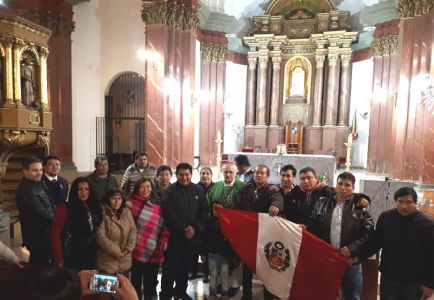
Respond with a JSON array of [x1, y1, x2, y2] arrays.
[[264, 241, 291, 272]]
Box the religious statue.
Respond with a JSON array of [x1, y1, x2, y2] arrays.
[[284, 56, 311, 103], [21, 58, 36, 107], [289, 66, 305, 97]]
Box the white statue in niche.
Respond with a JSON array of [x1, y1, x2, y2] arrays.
[[290, 66, 305, 97]]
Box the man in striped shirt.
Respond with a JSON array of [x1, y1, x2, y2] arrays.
[[121, 151, 157, 197]]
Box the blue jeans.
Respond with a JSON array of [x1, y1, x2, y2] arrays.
[[342, 264, 362, 300], [380, 275, 422, 300], [208, 253, 229, 296]]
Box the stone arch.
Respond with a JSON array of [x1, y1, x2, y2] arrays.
[[266, 0, 336, 15], [100, 71, 146, 171]]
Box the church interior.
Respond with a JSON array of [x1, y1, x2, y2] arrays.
[[0, 0, 433, 299]]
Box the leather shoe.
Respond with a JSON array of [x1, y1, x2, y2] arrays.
[[227, 286, 240, 297]]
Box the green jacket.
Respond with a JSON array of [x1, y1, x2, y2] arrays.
[[206, 178, 245, 209]]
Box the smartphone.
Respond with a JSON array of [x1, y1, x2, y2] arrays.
[[89, 273, 118, 293]]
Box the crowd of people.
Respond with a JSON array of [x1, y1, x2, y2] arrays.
[[1, 151, 433, 300]]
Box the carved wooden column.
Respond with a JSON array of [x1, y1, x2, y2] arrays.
[[324, 50, 339, 126], [312, 53, 325, 126], [3, 38, 14, 107], [269, 52, 281, 126], [337, 53, 351, 126], [12, 41, 23, 107], [39, 48, 49, 110], [256, 49, 269, 126], [245, 51, 258, 126]]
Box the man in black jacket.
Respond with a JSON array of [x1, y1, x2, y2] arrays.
[[284, 166, 332, 226], [160, 162, 208, 300], [310, 172, 374, 300], [42, 155, 69, 207], [354, 187, 434, 299], [16, 157, 55, 265], [236, 164, 283, 300], [87, 156, 118, 200]]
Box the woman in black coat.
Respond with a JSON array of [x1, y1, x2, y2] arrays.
[[52, 177, 102, 270]]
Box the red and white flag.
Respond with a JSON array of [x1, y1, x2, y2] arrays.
[[217, 207, 348, 300]]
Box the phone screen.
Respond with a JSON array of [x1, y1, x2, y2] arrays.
[[89, 274, 118, 293]]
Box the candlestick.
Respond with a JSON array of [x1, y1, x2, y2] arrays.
[[215, 130, 223, 179]]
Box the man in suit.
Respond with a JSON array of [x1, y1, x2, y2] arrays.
[[16, 157, 55, 265], [42, 155, 69, 207]]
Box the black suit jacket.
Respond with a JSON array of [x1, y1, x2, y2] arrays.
[[42, 174, 68, 207]]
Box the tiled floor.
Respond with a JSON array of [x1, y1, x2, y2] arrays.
[[158, 273, 273, 300]]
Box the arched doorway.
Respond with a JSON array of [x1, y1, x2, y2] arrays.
[[97, 72, 145, 172]]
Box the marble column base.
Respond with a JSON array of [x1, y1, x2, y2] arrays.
[[321, 126, 338, 155], [243, 125, 268, 151], [320, 126, 350, 159], [267, 125, 284, 152], [335, 126, 351, 159], [304, 126, 323, 154]]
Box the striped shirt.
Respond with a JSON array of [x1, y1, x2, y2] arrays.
[[121, 163, 157, 196]]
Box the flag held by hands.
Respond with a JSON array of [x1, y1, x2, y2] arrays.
[[217, 207, 348, 300]]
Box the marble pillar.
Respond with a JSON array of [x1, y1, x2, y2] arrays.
[[245, 52, 258, 126], [324, 51, 340, 126], [303, 126, 323, 154], [312, 54, 325, 126], [255, 50, 269, 126], [269, 53, 281, 126], [267, 52, 283, 151], [337, 54, 351, 126], [197, 35, 227, 165], [142, 1, 199, 167]]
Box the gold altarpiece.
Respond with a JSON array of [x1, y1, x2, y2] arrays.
[[243, 0, 358, 157], [0, 11, 52, 206]]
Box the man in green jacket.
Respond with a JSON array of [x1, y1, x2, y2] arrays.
[[207, 162, 245, 297], [207, 163, 245, 209]]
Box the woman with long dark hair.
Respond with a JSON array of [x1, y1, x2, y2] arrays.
[[129, 177, 169, 300], [95, 188, 136, 275], [52, 177, 102, 270]]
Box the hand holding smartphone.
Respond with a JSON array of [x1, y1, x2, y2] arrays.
[[89, 273, 118, 293]]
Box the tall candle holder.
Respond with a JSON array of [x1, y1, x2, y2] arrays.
[[215, 130, 223, 179]]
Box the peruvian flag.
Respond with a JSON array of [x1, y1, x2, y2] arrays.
[[217, 207, 348, 300]]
